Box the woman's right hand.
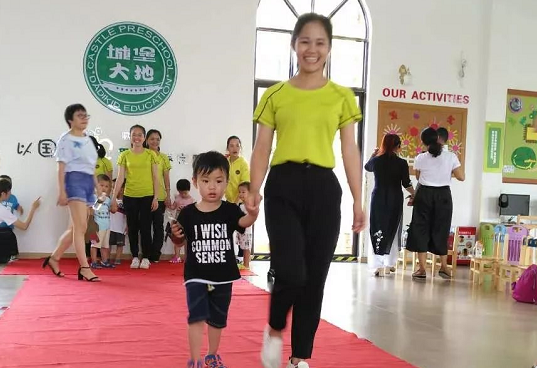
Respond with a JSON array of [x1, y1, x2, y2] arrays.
[[245, 191, 262, 215], [57, 192, 68, 206], [110, 199, 118, 214]]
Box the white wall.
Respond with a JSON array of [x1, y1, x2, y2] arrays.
[[0, 0, 257, 254], [362, 0, 492, 255], [2, 0, 537, 256], [480, 0, 537, 222]]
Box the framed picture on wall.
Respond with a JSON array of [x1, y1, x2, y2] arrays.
[[503, 89, 537, 184]]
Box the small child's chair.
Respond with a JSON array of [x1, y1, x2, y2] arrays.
[[518, 228, 537, 275], [470, 223, 500, 285], [497, 225, 529, 292]]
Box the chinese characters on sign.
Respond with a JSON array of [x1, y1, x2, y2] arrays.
[[107, 44, 156, 81], [176, 153, 188, 165], [84, 22, 177, 116], [17, 139, 56, 158], [38, 139, 56, 157], [17, 143, 32, 156], [483, 122, 504, 173]]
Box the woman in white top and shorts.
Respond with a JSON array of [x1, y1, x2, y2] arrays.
[[406, 128, 465, 279]]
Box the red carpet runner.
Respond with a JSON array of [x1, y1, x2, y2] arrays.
[[0, 262, 416, 367]]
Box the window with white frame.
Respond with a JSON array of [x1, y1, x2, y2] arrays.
[[253, 0, 369, 257]]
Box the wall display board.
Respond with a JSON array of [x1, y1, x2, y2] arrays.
[[503, 89, 537, 184], [377, 101, 468, 174]]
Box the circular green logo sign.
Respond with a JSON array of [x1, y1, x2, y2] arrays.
[[83, 22, 177, 115]]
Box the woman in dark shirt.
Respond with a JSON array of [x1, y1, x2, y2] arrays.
[[365, 134, 415, 276]]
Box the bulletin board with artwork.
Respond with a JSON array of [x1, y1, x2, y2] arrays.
[[377, 101, 468, 174], [503, 89, 537, 184]]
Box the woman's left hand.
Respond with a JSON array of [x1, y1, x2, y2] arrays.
[[352, 202, 366, 233], [151, 198, 159, 212], [164, 195, 171, 208]]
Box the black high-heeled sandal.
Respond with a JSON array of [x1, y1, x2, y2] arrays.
[[42, 256, 64, 277], [78, 267, 100, 282]]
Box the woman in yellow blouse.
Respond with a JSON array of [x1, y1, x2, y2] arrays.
[[111, 125, 159, 270], [224, 135, 250, 204], [95, 144, 112, 179], [248, 13, 366, 368], [144, 129, 171, 263]]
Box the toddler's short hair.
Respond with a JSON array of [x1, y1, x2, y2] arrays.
[[0, 179, 12, 195], [176, 179, 191, 191], [0, 175, 11, 184], [238, 182, 250, 191], [97, 174, 111, 183], [193, 151, 230, 180]]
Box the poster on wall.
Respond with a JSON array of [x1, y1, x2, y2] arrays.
[[377, 101, 468, 174], [83, 22, 178, 116], [483, 122, 504, 173], [503, 89, 537, 184]]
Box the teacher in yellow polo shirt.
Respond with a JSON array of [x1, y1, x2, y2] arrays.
[[144, 129, 172, 263], [247, 13, 366, 368], [224, 135, 250, 204], [111, 124, 159, 271]]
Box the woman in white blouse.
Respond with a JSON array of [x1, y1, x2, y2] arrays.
[[406, 128, 465, 279]]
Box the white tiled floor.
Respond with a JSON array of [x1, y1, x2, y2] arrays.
[[246, 261, 537, 368]]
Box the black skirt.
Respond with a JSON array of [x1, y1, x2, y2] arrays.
[[406, 186, 453, 255], [369, 188, 403, 255]]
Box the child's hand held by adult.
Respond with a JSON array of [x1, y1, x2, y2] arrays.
[[110, 199, 118, 214], [245, 191, 262, 215]]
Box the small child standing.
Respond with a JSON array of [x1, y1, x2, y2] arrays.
[[170, 151, 258, 368], [0, 179, 40, 264], [168, 179, 195, 263], [91, 175, 114, 268], [110, 179, 127, 265], [236, 182, 253, 270], [0, 175, 24, 261]]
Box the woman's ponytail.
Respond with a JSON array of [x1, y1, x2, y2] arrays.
[[427, 141, 442, 157], [421, 128, 443, 157]]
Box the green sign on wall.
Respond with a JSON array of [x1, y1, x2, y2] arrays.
[[483, 122, 503, 173], [83, 22, 177, 115]]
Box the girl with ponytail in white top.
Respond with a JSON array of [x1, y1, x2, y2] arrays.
[[406, 128, 465, 279]]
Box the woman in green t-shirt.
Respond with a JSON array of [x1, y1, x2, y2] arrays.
[[144, 129, 171, 262], [248, 13, 366, 368], [111, 125, 159, 270]]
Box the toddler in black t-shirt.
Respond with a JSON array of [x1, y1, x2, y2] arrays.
[[171, 151, 258, 368]]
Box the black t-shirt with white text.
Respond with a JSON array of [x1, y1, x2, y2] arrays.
[[177, 201, 245, 284]]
